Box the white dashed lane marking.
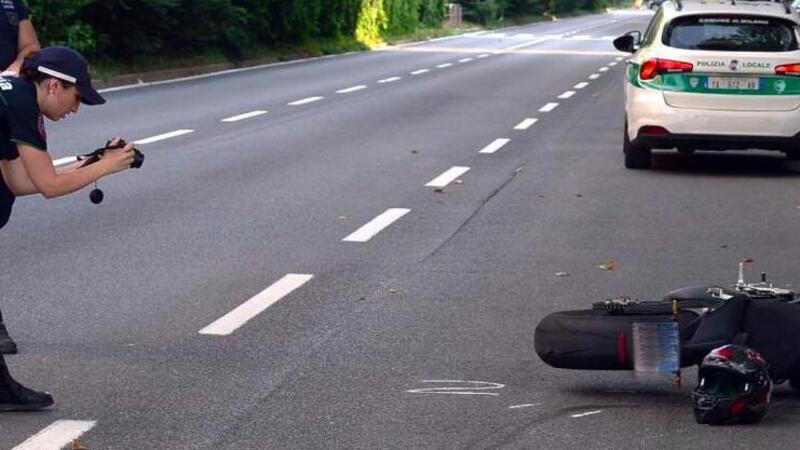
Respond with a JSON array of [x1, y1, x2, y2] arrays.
[[608, 61, 618, 66], [437, 63, 453, 68], [342, 208, 411, 242], [410, 69, 430, 75], [12, 420, 96, 450], [571, 410, 603, 418], [539, 102, 559, 112], [477, 53, 491, 58], [134, 129, 194, 145], [288, 96, 324, 106], [198, 274, 313, 336], [574, 82, 589, 89], [599, 67, 609, 72], [458, 57, 474, 63], [221, 110, 268, 122], [378, 76, 402, 84], [509, 403, 541, 409], [558, 91, 575, 99], [514, 118, 538, 130], [336, 85, 367, 94], [589, 73, 600, 80], [425, 166, 470, 188], [479, 138, 511, 154]]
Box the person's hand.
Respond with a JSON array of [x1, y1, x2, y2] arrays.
[[100, 142, 135, 174]]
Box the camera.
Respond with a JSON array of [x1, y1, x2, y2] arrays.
[[78, 139, 145, 204], [79, 139, 144, 169]]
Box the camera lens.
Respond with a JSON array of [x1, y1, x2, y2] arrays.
[[131, 149, 144, 169]]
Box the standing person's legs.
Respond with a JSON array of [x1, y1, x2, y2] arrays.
[[0, 309, 17, 354], [0, 354, 53, 411], [0, 170, 17, 355]]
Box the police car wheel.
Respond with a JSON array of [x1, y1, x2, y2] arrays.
[[624, 121, 652, 169]]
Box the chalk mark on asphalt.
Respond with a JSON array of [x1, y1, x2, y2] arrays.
[[407, 380, 505, 396]]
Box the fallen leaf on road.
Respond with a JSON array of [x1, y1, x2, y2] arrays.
[[554, 271, 569, 277], [411, 150, 418, 154], [720, 244, 728, 249], [454, 179, 463, 184], [597, 260, 617, 271], [70, 440, 87, 450], [434, 188, 444, 193], [576, 194, 583, 198], [388, 288, 398, 294], [742, 257, 755, 263]]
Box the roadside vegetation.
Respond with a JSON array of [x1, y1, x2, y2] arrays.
[[25, 0, 628, 83]]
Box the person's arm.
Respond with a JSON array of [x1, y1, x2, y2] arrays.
[[11, 144, 133, 198], [4, 20, 40, 74]]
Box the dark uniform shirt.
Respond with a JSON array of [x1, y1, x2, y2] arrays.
[[0, 0, 28, 70], [0, 75, 46, 229]]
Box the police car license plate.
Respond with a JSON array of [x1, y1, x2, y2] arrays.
[[707, 76, 760, 90]]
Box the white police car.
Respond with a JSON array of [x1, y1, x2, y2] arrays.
[[614, 0, 800, 168]]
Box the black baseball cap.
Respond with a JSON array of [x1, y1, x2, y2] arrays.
[[23, 46, 105, 105]]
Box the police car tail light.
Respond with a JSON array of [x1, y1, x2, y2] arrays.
[[640, 58, 693, 80], [775, 63, 800, 76], [639, 126, 669, 136]]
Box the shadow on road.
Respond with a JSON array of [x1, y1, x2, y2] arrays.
[[650, 151, 800, 177]]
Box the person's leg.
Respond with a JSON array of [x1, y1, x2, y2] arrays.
[[0, 354, 53, 411], [0, 309, 18, 354]]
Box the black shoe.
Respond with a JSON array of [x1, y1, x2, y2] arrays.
[[0, 357, 53, 412], [0, 321, 17, 355]]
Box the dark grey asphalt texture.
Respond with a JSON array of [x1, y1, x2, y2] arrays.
[[3, 10, 800, 449]]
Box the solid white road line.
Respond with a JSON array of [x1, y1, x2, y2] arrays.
[[574, 82, 589, 89], [53, 156, 78, 166], [134, 129, 194, 145], [572, 35, 592, 40], [539, 102, 559, 112], [514, 118, 538, 130], [378, 76, 402, 84], [437, 63, 453, 68], [599, 67, 609, 72], [425, 166, 470, 188], [571, 410, 603, 418], [343, 208, 411, 242], [458, 58, 474, 63], [410, 69, 430, 75], [558, 91, 575, 99], [479, 138, 511, 154], [13, 420, 96, 450], [336, 85, 367, 94], [589, 73, 600, 79], [199, 274, 313, 336], [288, 96, 324, 106], [221, 110, 268, 122]]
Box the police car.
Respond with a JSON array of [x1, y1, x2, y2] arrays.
[[614, 0, 800, 168]]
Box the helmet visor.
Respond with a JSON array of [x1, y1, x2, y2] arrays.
[[698, 370, 750, 396]]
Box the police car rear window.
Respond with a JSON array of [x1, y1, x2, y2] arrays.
[[664, 15, 799, 51]]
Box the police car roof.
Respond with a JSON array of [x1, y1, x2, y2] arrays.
[[663, 0, 796, 18]]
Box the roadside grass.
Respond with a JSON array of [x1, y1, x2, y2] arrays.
[[89, 4, 634, 87]]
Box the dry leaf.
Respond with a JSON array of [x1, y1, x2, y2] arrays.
[[597, 260, 617, 271], [434, 187, 444, 193], [554, 271, 569, 277], [388, 288, 398, 294], [741, 257, 755, 263], [576, 194, 583, 198], [70, 440, 87, 450], [720, 244, 728, 249], [411, 150, 418, 154], [454, 179, 463, 184]]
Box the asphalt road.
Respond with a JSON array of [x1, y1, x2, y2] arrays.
[[3, 9, 800, 449]]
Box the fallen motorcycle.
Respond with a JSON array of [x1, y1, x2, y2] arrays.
[[534, 260, 800, 387]]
